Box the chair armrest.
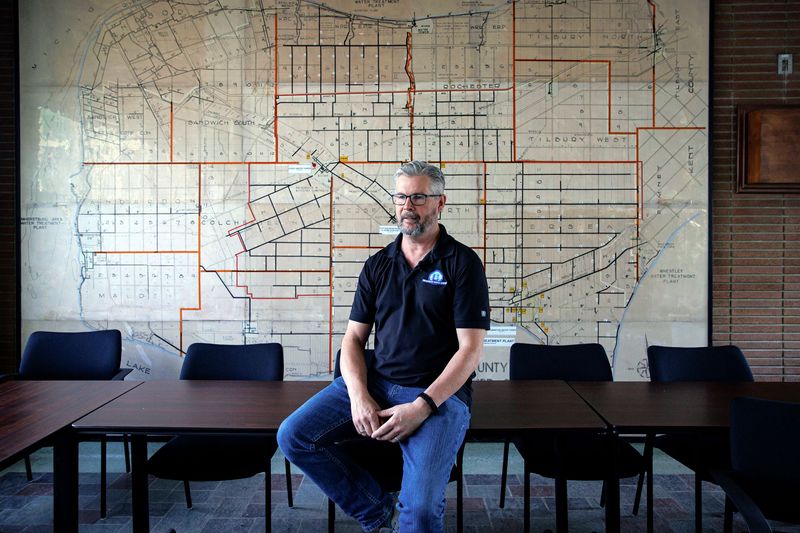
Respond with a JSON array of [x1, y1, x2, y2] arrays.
[[711, 470, 773, 533], [112, 368, 134, 381], [0, 372, 19, 383]]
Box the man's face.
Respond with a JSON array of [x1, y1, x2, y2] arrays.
[[395, 174, 446, 237]]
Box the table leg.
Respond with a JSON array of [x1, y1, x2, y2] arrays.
[[131, 435, 150, 533], [645, 433, 654, 533], [605, 430, 620, 533], [266, 459, 271, 532], [53, 429, 78, 533]]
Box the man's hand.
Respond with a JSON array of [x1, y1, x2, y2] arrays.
[[350, 392, 383, 437], [371, 398, 432, 443]]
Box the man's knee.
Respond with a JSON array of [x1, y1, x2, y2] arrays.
[[276, 417, 302, 461]]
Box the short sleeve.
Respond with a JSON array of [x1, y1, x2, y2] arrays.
[[349, 261, 377, 325], [453, 250, 491, 330]]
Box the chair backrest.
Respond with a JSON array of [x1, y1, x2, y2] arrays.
[[180, 342, 283, 381], [730, 396, 800, 482], [647, 345, 753, 382], [333, 348, 376, 379], [19, 330, 122, 380], [509, 342, 612, 381]]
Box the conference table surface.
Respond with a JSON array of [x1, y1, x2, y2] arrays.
[[73, 380, 328, 434], [0, 379, 142, 533], [470, 379, 606, 432], [73, 379, 607, 434], [569, 381, 800, 432], [0, 380, 141, 470]]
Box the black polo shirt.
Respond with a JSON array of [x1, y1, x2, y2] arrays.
[[349, 224, 490, 405]]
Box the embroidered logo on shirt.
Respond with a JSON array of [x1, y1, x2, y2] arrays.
[[422, 269, 448, 286]]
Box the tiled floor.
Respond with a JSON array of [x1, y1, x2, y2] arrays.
[[0, 441, 797, 532]]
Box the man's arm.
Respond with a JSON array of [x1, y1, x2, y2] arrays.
[[419, 327, 485, 406], [372, 327, 485, 442], [340, 319, 383, 436]]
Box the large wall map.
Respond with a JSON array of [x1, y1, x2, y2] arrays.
[[20, 0, 709, 380]]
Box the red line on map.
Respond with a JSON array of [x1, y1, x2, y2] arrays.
[[178, 165, 203, 355]]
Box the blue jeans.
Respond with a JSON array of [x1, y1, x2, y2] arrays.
[[277, 376, 469, 532]]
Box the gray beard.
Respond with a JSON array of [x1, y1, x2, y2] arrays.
[[398, 213, 427, 236]]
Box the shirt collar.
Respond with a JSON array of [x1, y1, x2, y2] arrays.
[[388, 224, 455, 260]]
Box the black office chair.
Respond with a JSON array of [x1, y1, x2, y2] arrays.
[[499, 342, 645, 533], [712, 397, 800, 533], [645, 344, 753, 533], [146, 342, 294, 530], [327, 349, 465, 533], [10, 330, 131, 519]]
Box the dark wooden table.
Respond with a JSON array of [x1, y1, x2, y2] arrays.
[[73, 380, 328, 533], [570, 381, 800, 432], [569, 381, 800, 533], [471, 380, 606, 432], [0, 380, 141, 533]]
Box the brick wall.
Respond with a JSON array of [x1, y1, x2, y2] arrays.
[[0, 3, 17, 375], [0, 2, 798, 378], [712, 0, 800, 381]]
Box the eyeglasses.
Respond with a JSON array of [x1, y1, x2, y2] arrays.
[[390, 193, 442, 206]]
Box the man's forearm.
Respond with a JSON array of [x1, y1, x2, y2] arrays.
[[339, 322, 372, 398], [423, 329, 486, 407]]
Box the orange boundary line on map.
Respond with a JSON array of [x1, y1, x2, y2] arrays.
[[176, 165, 202, 354], [170, 101, 174, 162]]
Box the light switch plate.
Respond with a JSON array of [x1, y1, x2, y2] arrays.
[[778, 53, 793, 75]]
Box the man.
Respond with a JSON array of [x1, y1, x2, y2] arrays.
[[278, 161, 490, 532]]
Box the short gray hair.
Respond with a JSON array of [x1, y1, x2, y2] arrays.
[[395, 161, 445, 194]]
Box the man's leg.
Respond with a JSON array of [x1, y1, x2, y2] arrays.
[[395, 391, 470, 533], [277, 377, 393, 531]]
